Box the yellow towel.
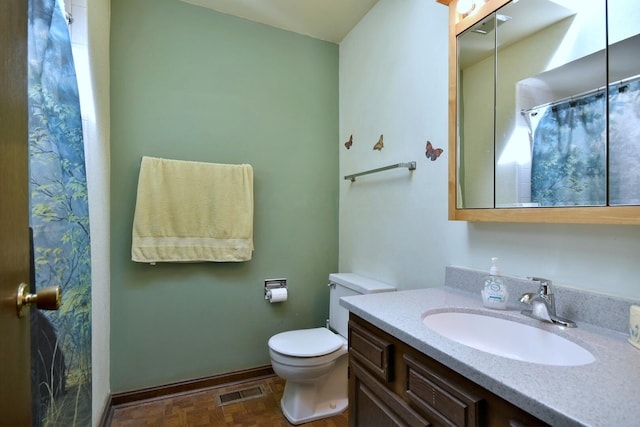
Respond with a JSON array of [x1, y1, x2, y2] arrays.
[[131, 156, 254, 263]]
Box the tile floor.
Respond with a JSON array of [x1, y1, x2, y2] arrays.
[[109, 376, 349, 427]]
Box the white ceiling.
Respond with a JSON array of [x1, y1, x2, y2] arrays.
[[459, 0, 577, 68], [179, 0, 379, 43]]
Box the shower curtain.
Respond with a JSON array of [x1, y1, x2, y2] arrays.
[[530, 93, 607, 206], [28, 0, 92, 426], [530, 79, 640, 206], [609, 79, 640, 205]]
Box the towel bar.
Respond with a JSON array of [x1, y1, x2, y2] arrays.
[[344, 161, 416, 182]]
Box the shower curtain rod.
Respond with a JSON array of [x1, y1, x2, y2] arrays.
[[521, 73, 640, 115]]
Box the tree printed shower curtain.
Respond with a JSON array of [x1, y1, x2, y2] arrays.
[[530, 78, 640, 206], [609, 79, 640, 205], [530, 92, 607, 206], [28, 0, 92, 425]]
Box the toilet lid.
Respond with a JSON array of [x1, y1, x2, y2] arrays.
[[268, 327, 344, 357]]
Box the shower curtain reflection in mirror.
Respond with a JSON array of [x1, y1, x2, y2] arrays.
[[609, 79, 640, 205], [528, 78, 640, 207]]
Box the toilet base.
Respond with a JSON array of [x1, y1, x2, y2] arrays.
[[278, 354, 348, 425], [281, 395, 348, 425]]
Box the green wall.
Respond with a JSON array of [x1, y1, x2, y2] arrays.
[[110, 0, 339, 392]]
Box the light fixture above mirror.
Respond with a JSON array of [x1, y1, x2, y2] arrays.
[[455, 0, 492, 20], [456, 0, 477, 16]]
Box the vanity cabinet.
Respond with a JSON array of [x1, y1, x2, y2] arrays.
[[348, 314, 547, 427]]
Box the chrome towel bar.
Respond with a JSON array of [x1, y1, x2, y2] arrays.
[[344, 161, 416, 182]]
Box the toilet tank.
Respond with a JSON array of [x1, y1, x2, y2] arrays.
[[328, 273, 396, 338]]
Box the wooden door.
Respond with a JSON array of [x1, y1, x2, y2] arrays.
[[0, 0, 32, 424]]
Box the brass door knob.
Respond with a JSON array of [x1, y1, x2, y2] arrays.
[[16, 283, 62, 318]]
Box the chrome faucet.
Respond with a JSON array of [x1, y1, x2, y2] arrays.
[[519, 278, 576, 327]]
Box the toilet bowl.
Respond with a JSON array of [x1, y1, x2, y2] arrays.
[[269, 328, 348, 424], [268, 273, 396, 425]]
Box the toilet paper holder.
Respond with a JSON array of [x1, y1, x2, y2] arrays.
[[264, 278, 287, 300]]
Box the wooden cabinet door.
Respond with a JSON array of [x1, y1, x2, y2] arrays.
[[350, 359, 430, 427]]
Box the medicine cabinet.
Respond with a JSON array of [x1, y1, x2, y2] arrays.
[[447, 0, 640, 223]]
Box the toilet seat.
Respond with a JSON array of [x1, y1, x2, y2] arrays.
[[268, 327, 344, 357]]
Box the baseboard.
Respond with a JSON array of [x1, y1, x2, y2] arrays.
[[97, 394, 113, 427], [99, 365, 274, 426]]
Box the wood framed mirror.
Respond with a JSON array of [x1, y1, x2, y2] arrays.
[[447, 0, 640, 224]]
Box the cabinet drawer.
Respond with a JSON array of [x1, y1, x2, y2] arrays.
[[404, 354, 483, 427], [349, 319, 394, 382]]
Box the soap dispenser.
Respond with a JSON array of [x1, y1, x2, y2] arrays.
[[481, 257, 508, 310]]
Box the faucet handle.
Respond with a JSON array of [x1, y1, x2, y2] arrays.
[[529, 277, 552, 295]]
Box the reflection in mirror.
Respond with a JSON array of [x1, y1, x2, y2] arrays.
[[498, 0, 607, 208], [608, 0, 640, 205], [457, 13, 496, 209], [456, 0, 640, 209]]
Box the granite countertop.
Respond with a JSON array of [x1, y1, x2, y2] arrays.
[[340, 286, 640, 427]]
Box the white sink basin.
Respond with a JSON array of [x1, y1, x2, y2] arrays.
[[422, 311, 595, 366]]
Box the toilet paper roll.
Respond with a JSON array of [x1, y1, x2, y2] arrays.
[[629, 305, 640, 349], [268, 288, 288, 303]]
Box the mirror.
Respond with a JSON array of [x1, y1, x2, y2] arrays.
[[451, 0, 640, 222]]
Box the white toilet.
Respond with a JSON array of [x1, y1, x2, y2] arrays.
[[268, 273, 396, 425]]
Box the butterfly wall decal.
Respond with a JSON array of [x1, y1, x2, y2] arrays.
[[425, 141, 443, 161], [373, 134, 384, 151], [344, 134, 353, 149]]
